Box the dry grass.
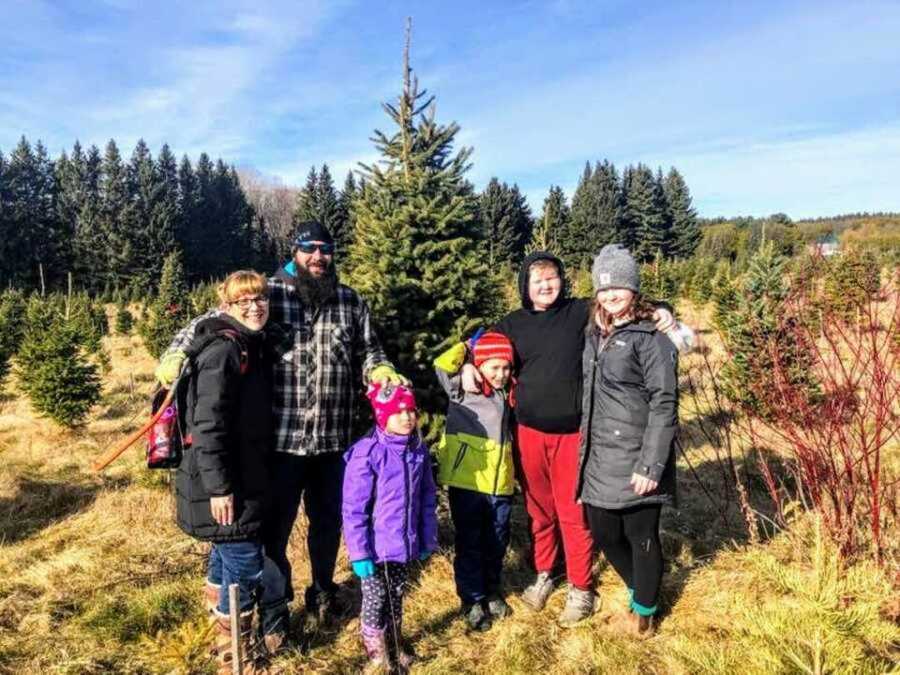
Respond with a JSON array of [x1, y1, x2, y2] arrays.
[[0, 322, 897, 674]]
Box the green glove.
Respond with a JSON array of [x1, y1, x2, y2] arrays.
[[369, 364, 410, 386], [155, 350, 186, 387]]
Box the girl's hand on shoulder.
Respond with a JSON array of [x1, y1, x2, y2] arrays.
[[461, 363, 483, 393], [652, 308, 675, 333], [630, 473, 658, 496], [210, 494, 234, 526]]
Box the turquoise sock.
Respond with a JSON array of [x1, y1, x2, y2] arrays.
[[630, 598, 657, 617]]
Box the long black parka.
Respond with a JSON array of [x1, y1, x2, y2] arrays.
[[175, 315, 274, 542]]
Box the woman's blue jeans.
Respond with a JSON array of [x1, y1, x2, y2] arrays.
[[207, 540, 264, 614]]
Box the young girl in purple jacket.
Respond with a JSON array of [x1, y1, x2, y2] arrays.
[[342, 381, 438, 672]]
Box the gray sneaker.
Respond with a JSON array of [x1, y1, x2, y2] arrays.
[[557, 587, 597, 627], [486, 594, 512, 619], [521, 572, 557, 611]]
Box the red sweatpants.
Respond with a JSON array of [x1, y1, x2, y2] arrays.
[[516, 423, 594, 590]]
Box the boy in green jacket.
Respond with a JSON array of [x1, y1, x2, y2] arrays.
[[434, 331, 516, 632]]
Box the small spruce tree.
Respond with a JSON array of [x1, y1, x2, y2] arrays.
[[0, 289, 27, 384], [114, 298, 134, 335], [15, 297, 101, 427], [139, 249, 190, 359]]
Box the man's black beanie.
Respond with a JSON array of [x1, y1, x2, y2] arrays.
[[293, 220, 334, 246]]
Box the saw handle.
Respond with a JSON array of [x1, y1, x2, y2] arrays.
[[92, 387, 174, 473]]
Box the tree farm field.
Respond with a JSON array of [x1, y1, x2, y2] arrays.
[[0, 303, 896, 675]]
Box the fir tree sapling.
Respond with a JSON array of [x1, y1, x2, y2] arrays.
[[114, 298, 134, 335], [15, 296, 101, 427], [138, 249, 190, 359], [0, 289, 27, 384]]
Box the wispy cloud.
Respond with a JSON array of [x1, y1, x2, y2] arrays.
[[2, 1, 899, 218]]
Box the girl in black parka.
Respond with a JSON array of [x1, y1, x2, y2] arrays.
[[173, 270, 274, 670], [575, 245, 679, 637]]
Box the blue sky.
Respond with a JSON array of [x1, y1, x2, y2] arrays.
[[2, 0, 899, 218]]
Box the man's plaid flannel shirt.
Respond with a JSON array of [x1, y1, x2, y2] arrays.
[[166, 268, 391, 455]]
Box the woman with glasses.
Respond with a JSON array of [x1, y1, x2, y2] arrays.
[[173, 270, 277, 672]]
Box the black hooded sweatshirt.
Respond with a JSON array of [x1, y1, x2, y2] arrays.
[[495, 252, 591, 434]]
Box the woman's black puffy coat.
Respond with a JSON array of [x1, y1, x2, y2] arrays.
[[575, 320, 678, 509], [175, 316, 273, 542]]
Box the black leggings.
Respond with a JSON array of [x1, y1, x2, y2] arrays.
[[586, 504, 663, 612]]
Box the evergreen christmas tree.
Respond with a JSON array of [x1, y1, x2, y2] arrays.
[[114, 298, 134, 335], [479, 177, 533, 267], [640, 249, 678, 303], [663, 168, 700, 258], [0, 289, 27, 384], [625, 164, 668, 263], [823, 247, 881, 321], [15, 296, 101, 427], [527, 185, 568, 256], [138, 249, 191, 359], [347, 26, 502, 407], [717, 242, 819, 421], [335, 171, 359, 254]]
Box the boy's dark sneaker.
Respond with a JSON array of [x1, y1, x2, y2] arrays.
[[486, 594, 512, 620], [463, 602, 492, 632]]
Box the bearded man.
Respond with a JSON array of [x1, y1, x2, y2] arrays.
[[156, 221, 404, 652]]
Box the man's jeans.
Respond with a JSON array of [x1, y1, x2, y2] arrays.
[[259, 451, 346, 633], [207, 540, 264, 614]]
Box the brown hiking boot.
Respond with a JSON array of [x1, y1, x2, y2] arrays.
[[204, 580, 221, 616], [212, 609, 261, 674], [607, 609, 656, 639]]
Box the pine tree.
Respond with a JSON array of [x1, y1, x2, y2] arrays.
[[823, 247, 881, 321], [114, 297, 134, 335], [98, 139, 133, 289], [664, 167, 700, 258], [479, 178, 533, 267], [293, 164, 341, 238], [138, 249, 190, 359], [347, 27, 502, 408], [15, 296, 101, 427], [335, 171, 359, 254], [528, 185, 568, 256], [625, 164, 668, 263], [640, 249, 677, 303], [0, 289, 27, 384], [558, 162, 595, 270], [717, 242, 819, 420], [3, 137, 63, 290]]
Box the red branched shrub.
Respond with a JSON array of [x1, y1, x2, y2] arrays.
[[741, 272, 899, 563]]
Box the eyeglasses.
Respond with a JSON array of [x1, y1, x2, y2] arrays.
[[296, 242, 335, 255], [231, 296, 269, 310]]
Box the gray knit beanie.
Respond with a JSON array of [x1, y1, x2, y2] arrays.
[[591, 244, 640, 292]]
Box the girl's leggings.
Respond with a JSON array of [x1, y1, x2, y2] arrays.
[[360, 562, 408, 630], [586, 504, 663, 615]]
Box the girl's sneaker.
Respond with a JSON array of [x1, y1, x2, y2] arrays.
[[486, 594, 512, 619], [557, 587, 597, 627], [463, 602, 492, 631]]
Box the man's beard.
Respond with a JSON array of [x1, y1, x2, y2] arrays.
[[293, 262, 338, 307]]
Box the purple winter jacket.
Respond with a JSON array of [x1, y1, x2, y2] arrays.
[[342, 426, 439, 564]]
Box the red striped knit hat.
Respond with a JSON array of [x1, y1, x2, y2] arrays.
[[473, 331, 514, 367]]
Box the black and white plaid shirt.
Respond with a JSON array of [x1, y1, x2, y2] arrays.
[[167, 268, 390, 455]]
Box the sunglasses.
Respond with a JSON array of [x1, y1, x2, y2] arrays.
[[296, 242, 335, 255], [231, 296, 270, 310]]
